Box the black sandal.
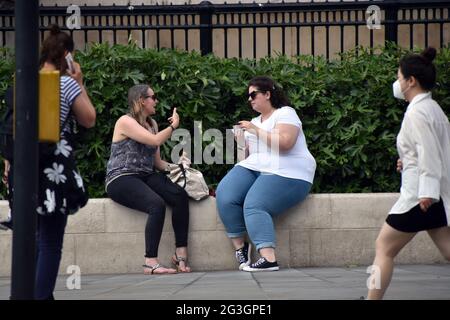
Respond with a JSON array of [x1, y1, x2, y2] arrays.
[[172, 254, 192, 273], [143, 263, 177, 275]]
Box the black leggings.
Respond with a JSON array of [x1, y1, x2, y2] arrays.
[[106, 172, 189, 258]]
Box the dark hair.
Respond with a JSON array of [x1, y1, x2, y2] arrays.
[[39, 24, 75, 74], [248, 76, 290, 109], [399, 47, 437, 91]]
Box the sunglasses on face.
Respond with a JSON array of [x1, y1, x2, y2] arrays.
[[143, 94, 157, 101], [248, 90, 264, 100]]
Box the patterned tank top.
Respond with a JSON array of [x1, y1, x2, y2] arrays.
[[105, 138, 157, 185]]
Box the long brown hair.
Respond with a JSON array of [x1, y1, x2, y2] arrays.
[[39, 24, 74, 74], [127, 84, 153, 130]]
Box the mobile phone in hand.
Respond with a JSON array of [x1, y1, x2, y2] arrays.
[[65, 52, 74, 73]]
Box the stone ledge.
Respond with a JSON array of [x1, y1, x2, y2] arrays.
[[0, 194, 447, 276]]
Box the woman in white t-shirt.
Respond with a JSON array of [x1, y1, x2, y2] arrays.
[[216, 76, 316, 272]]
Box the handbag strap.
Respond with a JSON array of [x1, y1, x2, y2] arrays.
[[178, 163, 187, 189]]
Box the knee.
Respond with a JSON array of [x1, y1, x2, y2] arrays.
[[149, 198, 166, 216], [243, 196, 265, 213], [374, 237, 397, 259], [216, 182, 236, 207]]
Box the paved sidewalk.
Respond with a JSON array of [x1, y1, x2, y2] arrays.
[[0, 264, 449, 300]]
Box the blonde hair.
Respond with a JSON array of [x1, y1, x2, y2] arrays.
[[127, 84, 152, 128]]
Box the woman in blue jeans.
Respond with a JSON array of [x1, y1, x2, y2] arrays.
[[216, 76, 316, 272]]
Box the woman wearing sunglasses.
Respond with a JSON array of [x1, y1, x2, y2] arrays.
[[216, 76, 316, 271], [105, 84, 191, 274]]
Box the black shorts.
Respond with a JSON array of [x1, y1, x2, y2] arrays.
[[386, 199, 448, 233]]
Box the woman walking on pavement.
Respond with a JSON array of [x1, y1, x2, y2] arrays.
[[367, 47, 450, 299]]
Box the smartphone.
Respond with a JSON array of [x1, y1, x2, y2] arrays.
[[65, 52, 74, 74]]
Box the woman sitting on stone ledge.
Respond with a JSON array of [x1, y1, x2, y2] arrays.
[[216, 76, 316, 272], [105, 84, 191, 274]]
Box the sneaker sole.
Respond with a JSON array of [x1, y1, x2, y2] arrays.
[[238, 243, 252, 271], [242, 266, 279, 272]]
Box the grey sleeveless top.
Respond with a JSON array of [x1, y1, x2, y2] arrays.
[[105, 138, 157, 185]]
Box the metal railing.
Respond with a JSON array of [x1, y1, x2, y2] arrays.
[[1, 0, 449, 59]]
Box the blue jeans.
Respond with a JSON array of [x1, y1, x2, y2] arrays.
[[216, 166, 311, 251], [35, 214, 68, 300]]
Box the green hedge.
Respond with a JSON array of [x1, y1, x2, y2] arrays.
[[1, 43, 449, 198]]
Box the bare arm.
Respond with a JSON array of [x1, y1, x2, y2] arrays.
[[154, 148, 173, 171], [113, 108, 179, 147], [69, 61, 96, 128], [238, 121, 300, 152], [2, 160, 10, 186], [152, 120, 173, 171]]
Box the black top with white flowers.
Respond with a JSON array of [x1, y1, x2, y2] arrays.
[[36, 76, 88, 216]]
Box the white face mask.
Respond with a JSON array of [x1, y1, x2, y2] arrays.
[[393, 79, 410, 100], [393, 80, 404, 100]]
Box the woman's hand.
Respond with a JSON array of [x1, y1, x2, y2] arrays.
[[2, 160, 10, 186], [419, 198, 434, 212], [166, 163, 179, 171], [68, 61, 83, 85], [396, 158, 403, 172], [238, 120, 258, 133], [168, 108, 180, 129]]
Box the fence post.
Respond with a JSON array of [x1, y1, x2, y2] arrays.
[[384, 3, 398, 44], [199, 1, 213, 55]]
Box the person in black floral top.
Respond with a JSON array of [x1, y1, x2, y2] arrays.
[[32, 24, 96, 299]]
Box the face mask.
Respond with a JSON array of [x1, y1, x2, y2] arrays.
[[393, 79, 411, 100], [392, 80, 405, 100]]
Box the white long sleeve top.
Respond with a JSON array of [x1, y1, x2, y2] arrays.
[[389, 92, 450, 226]]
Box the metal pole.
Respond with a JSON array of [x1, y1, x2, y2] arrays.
[[10, 0, 39, 300], [384, 4, 398, 45], [199, 1, 213, 56]]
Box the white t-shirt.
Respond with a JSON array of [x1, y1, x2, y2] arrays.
[[237, 106, 316, 183]]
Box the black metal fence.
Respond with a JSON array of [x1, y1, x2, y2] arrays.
[[1, 0, 450, 59]]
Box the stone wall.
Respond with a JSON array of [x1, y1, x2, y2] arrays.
[[0, 193, 446, 276]]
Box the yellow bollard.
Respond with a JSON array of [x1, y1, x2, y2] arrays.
[[39, 70, 60, 143]]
